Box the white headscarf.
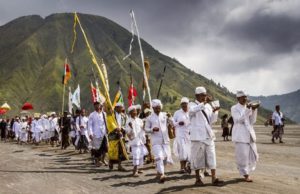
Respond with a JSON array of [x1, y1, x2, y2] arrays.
[[180, 97, 189, 104], [127, 105, 136, 113], [151, 99, 163, 108], [236, 90, 247, 97]]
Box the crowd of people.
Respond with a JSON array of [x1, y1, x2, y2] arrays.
[[1, 86, 284, 185]]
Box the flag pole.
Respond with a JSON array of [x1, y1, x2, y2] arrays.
[[130, 10, 152, 106], [129, 63, 134, 105], [61, 84, 66, 116], [61, 83, 66, 126], [157, 65, 167, 99]]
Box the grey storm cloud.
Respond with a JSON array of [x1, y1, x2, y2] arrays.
[[0, 0, 299, 95], [221, 9, 300, 54]]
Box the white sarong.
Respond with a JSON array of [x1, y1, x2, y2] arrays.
[[190, 140, 216, 170], [131, 144, 148, 166], [235, 142, 258, 176], [91, 137, 103, 150], [173, 137, 191, 161]]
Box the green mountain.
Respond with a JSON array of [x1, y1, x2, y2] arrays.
[[0, 13, 272, 123], [251, 89, 300, 123]]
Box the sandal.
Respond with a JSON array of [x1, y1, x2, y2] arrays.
[[159, 175, 166, 183], [118, 166, 127, 172], [194, 179, 204, 186], [204, 171, 210, 177], [212, 178, 224, 186], [245, 177, 253, 182], [185, 166, 192, 175], [108, 162, 113, 170]]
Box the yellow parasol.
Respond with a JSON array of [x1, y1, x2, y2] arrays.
[[1, 102, 11, 110]]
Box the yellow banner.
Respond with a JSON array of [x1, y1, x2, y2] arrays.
[[71, 13, 128, 161]]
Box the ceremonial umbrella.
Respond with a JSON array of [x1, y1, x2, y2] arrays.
[[0, 108, 7, 115], [22, 102, 34, 110], [0, 102, 11, 110]]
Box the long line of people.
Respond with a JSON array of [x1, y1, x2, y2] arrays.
[[0, 86, 260, 185]]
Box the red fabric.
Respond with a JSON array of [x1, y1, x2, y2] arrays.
[[90, 83, 97, 103], [128, 84, 138, 106], [0, 108, 7, 115], [63, 63, 71, 85], [22, 102, 33, 110]]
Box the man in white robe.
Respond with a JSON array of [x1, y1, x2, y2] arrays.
[[88, 102, 108, 167], [76, 109, 90, 153], [145, 99, 173, 183], [31, 114, 41, 145], [125, 105, 148, 177], [12, 117, 21, 143], [49, 112, 59, 146], [40, 115, 50, 143], [231, 90, 259, 182], [172, 97, 191, 173], [19, 117, 28, 144], [189, 86, 222, 186]]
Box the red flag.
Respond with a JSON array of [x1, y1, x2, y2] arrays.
[[90, 82, 97, 103], [128, 84, 138, 106]]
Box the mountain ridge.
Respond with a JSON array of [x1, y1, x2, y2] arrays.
[[0, 13, 275, 123], [252, 89, 300, 123]]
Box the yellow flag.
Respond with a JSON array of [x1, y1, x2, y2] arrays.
[[71, 13, 128, 161]]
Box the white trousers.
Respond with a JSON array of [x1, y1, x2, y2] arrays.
[[152, 144, 173, 174], [34, 132, 41, 142], [20, 132, 28, 142]]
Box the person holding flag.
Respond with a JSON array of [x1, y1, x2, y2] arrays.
[[109, 102, 127, 171], [71, 12, 128, 170]]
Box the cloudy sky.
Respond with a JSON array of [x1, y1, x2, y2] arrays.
[[1, 0, 299, 96]]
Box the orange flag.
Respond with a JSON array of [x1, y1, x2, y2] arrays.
[[62, 59, 71, 85]]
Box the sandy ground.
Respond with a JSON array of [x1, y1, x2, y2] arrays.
[[0, 125, 299, 194]]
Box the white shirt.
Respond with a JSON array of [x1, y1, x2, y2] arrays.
[[88, 111, 106, 138], [172, 109, 190, 139], [189, 100, 218, 141], [34, 119, 44, 132], [49, 117, 59, 132], [39, 118, 50, 131], [115, 112, 126, 129], [231, 103, 257, 143], [145, 112, 170, 145], [125, 117, 145, 146], [272, 111, 283, 125], [13, 121, 21, 133], [31, 119, 39, 133], [20, 121, 28, 132], [76, 115, 89, 136]]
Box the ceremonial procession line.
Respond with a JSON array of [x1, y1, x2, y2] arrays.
[[0, 87, 261, 186]]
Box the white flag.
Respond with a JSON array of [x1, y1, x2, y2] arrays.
[[72, 84, 81, 108], [68, 87, 73, 113], [95, 81, 106, 104]]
